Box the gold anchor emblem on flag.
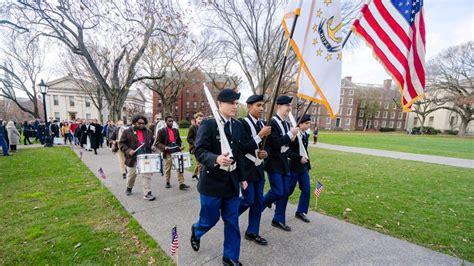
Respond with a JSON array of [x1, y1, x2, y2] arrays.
[[318, 15, 343, 52], [326, 16, 342, 43]]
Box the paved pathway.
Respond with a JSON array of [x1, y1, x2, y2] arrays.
[[73, 145, 470, 265], [312, 143, 474, 169]]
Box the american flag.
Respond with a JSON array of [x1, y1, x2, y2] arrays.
[[353, 0, 425, 111], [98, 167, 106, 179], [315, 181, 324, 198], [170, 226, 179, 256]]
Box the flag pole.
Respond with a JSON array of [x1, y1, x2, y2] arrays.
[[296, 101, 314, 125], [341, 28, 353, 49], [176, 224, 179, 266], [262, 8, 301, 150], [314, 197, 318, 210]]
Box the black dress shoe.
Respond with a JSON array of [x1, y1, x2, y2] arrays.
[[190, 225, 200, 251], [271, 220, 292, 231], [179, 183, 190, 190], [245, 233, 268, 246], [166, 182, 171, 189], [295, 212, 310, 223], [222, 257, 242, 266]]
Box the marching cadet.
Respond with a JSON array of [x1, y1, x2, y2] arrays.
[[288, 114, 312, 223], [190, 89, 248, 266], [262, 95, 299, 232], [239, 95, 272, 246]]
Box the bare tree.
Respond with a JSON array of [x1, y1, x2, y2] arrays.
[[0, 32, 43, 118], [427, 41, 474, 135], [60, 49, 107, 123], [200, 0, 293, 96], [201, 53, 242, 91], [1, 0, 181, 121], [141, 27, 213, 116]]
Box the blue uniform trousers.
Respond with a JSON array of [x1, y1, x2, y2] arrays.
[[239, 179, 265, 234], [262, 172, 290, 223], [289, 171, 311, 214], [0, 137, 8, 155], [194, 194, 241, 260]]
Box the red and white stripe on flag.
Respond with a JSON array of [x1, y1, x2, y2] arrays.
[[170, 226, 179, 256], [353, 0, 425, 111]]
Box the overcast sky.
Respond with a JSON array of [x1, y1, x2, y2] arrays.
[[341, 0, 473, 84]]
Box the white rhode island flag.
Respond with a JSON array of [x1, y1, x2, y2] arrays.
[[283, 0, 343, 118]]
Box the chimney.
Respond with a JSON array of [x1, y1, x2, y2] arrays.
[[383, 79, 392, 90], [344, 76, 352, 82]]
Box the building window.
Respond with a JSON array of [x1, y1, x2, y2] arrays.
[[69, 96, 75, 107], [360, 100, 366, 108], [374, 120, 379, 127], [347, 108, 352, 116], [358, 119, 363, 127], [381, 120, 387, 127], [341, 89, 344, 95], [428, 116, 434, 126], [384, 102, 389, 109], [375, 111, 380, 118], [389, 121, 394, 128], [413, 117, 418, 126], [390, 112, 396, 119], [392, 103, 397, 109], [53, 95, 59, 106], [159, 99, 162, 104], [326, 117, 331, 124], [54, 112, 60, 120], [383, 111, 388, 118], [194, 101, 197, 108], [201, 101, 205, 106], [86, 113, 91, 119], [397, 121, 402, 129], [348, 98, 353, 106], [345, 118, 351, 126], [186, 101, 190, 109], [398, 112, 403, 119], [349, 90, 354, 95], [340, 98, 344, 105], [359, 110, 365, 118], [85, 98, 91, 107], [313, 107, 317, 113]]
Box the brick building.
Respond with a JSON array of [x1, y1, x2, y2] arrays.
[[287, 77, 408, 131], [152, 69, 239, 121]]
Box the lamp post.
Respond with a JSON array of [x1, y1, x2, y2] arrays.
[[39, 79, 52, 147]]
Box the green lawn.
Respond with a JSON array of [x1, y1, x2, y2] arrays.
[[0, 147, 173, 265], [286, 147, 473, 262], [318, 131, 474, 159]]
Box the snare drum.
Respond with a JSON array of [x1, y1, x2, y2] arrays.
[[137, 154, 162, 174], [171, 152, 192, 173]]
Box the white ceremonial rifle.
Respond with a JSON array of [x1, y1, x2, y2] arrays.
[[288, 112, 309, 160], [202, 83, 236, 172]]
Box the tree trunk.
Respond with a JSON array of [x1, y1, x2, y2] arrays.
[[420, 116, 426, 135], [458, 120, 467, 136]]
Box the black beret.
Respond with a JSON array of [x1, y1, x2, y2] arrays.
[[246, 94, 264, 104], [217, 89, 240, 102], [276, 95, 293, 105], [297, 114, 311, 124]]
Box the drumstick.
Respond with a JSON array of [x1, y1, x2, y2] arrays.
[[134, 143, 145, 153]]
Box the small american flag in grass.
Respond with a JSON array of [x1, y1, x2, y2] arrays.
[[314, 181, 324, 198], [170, 226, 179, 256], [98, 167, 106, 179]]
